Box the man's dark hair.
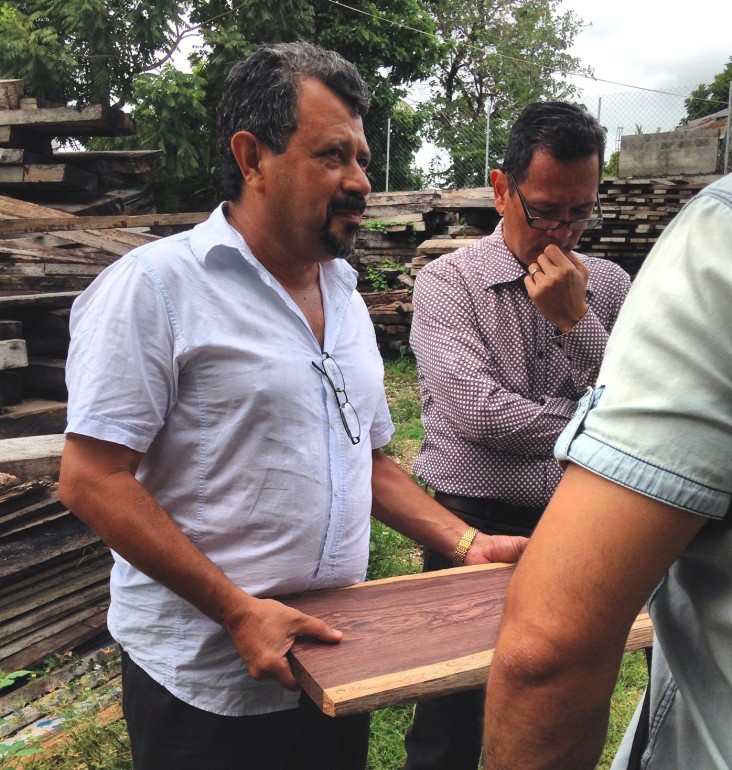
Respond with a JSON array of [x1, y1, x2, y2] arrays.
[[217, 42, 370, 201], [502, 101, 605, 183]]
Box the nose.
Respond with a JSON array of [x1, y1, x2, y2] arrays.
[[546, 222, 572, 238], [344, 158, 371, 198]]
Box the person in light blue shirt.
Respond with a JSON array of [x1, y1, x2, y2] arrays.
[[59, 42, 526, 770], [484, 172, 732, 769]]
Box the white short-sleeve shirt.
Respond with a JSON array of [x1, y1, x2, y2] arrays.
[[65, 204, 394, 716]]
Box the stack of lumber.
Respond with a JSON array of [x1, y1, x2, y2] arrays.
[[579, 177, 707, 275], [0, 195, 165, 434], [0, 474, 112, 675], [0, 78, 159, 215], [361, 177, 713, 355], [361, 290, 413, 357]]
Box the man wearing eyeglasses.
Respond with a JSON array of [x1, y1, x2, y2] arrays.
[[58, 43, 527, 770], [404, 102, 631, 770]]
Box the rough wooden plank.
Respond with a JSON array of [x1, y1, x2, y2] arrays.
[[0, 211, 208, 236], [0, 80, 24, 110], [0, 433, 64, 482], [0, 104, 135, 137], [0, 608, 109, 673], [283, 564, 654, 716], [52, 149, 165, 175], [20, 163, 98, 190], [0, 195, 153, 255], [417, 238, 480, 255], [0, 338, 28, 370], [0, 292, 79, 314], [0, 512, 99, 583]]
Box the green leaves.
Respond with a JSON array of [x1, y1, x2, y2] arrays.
[[683, 56, 732, 123]]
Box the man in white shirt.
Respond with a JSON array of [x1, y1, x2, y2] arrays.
[[59, 43, 526, 770]]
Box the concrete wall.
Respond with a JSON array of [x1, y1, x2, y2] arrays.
[[619, 130, 720, 177]]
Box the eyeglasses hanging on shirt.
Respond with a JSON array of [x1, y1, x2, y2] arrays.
[[312, 352, 361, 445]]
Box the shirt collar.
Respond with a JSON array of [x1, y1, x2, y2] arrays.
[[483, 220, 595, 298], [188, 202, 358, 301]]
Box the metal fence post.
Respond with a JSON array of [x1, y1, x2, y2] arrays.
[[385, 116, 391, 192], [724, 81, 731, 175], [484, 96, 493, 187]]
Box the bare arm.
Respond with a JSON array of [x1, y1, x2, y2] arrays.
[[483, 463, 705, 768], [370, 449, 527, 565], [59, 433, 343, 690]]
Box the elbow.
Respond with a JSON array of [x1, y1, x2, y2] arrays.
[[58, 458, 86, 515], [491, 627, 568, 692]]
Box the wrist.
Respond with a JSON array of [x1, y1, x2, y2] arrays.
[[453, 526, 480, 567]]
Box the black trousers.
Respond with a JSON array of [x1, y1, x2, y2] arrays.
[[403, 492, 542, 770], [121, 650, 370, 770]]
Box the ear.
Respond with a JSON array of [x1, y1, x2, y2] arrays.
[[491, 169, 509, 216], [230, 131, 268, 190]]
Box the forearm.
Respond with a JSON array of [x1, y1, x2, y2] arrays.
[[59, 434, 343, 689], [371, 449, 465, 559], [371, 450, 527, 564], [484, 637, 618, 768]]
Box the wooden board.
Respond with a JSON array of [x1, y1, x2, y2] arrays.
[[282, 564, 654, 717]]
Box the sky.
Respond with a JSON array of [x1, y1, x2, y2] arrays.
[[561, 0, 729, 95], [559, 0, 730, 149]]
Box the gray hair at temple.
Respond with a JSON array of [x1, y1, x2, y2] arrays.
[[217, 42, 371, 202], [503, 101, 606, 185]]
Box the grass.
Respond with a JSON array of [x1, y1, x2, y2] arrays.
[[3, 355, 646, 769]]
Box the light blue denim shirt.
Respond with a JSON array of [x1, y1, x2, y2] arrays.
[[556, 175, 732, 769], [65, 204, 394, 716]]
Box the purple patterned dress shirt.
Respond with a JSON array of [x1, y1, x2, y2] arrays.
[[410, 223, 630, 508]]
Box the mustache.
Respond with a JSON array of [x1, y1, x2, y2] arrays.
[[327, 193, 367, 216]]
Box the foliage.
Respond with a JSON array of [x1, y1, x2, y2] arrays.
[[17, 703, 132, 770], [364, 259, 412, 292], [89, 63, 218, 211], [0, 669, 31, 691], [597, 650, 647, 769], [0, 0, 184, 106], [138, 0, 441, 205], [0, 669, 38, 765], [604, 150, 620, 177], [421, 0, 591, 188], [683, 56, 732, 123]]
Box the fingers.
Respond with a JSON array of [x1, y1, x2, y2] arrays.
[[228, 598, 342, 690], [465, 534, 529, 565]]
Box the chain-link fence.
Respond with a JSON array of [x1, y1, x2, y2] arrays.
[[367, 84, 732, 192]]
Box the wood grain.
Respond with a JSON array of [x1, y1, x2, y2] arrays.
[[282, 564, 653, 717]]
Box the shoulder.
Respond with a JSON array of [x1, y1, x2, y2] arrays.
[[417, 236, 492, 282]]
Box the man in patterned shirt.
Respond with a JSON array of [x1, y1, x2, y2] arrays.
[[403, 102, 631, 770]]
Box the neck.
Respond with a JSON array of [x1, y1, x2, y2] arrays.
[[224, 200, 320, 291]]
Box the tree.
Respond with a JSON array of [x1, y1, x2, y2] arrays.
[[0, 0, 186, 106], [155, 0, 442, 201], [421, 0, 590, 188], [683, 56, 732, 123]]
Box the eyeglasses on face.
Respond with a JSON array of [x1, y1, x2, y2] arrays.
[[505, 171, 603, 232], [311, 352, 361, 445]]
